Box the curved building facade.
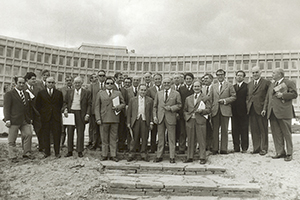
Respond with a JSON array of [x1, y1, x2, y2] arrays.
[[0, 35, 299, 114]]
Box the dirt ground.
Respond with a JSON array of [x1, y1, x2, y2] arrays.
[[1, 133, 300, 200]]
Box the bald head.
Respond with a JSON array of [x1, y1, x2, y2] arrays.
[[252, 66, 262, 80], [163, 77, 171, 90], [132, 76, 141, 87], [46, 77, 55, 89]]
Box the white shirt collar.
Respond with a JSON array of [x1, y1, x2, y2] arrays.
[[15, 87, 22, 94], [277, 78, 284, 84], [238, 82, 243, 87], [75, 88, 82, 94], [254, 78, 261, 84]]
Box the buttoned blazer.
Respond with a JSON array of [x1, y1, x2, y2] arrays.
[[232, 82, 248, 117], [90, 81, 105, 115], [263, 79, 297, 119], [146, 86, 160, 100], [178, 85, 194, 116], [127, 96, 153, 127], [3, 89, 33, 125], [112, 84, 129, 105], [126, 86, 138, 103], [63, 88, 91, 123], [183, 93, 211, 125], [247, 78, 270, 115], [58, 86, 73, 101], [210, 81, 236, 117], [153, 89, 182, 125], [95, 90, 126, 123], [24, 84, 41, 99], [36, 88, 63, 123]]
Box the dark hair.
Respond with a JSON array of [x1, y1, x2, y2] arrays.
[[216, 69, 226, 76], [204, 73, 213, 80], [138, 83, 147, 90], [236, 70, 246, 77], [105, 76, 115, 84], [65, 75, 73, 80], [24, 72, 36, 81], [153, 73, 162, 79], [184, 72, 194, 79], [13, 76, 24, 84], [41, 69, 50, 75], [124, 77, 132, 82], [98, 70, 106, 74], [114, 72, 123, 79]]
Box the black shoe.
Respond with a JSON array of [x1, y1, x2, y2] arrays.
[[183, 158, 193, 163], [200, 159, 206, 165], [284, 155, 292, 161], [127, 157, 134, 162], [241, 150, 247, 153], [178, 150, 185, 155], [153, 157, 163, 163], [170, 158, 175, 163], [23, 154, 35, 160], [110, 157, 119, 162], [65, 152, 73, 157], [234, 149, 240, 153], [78, 152, 83, 158], [55, 154, 61, 158], [43, 154, 50, 159], [220, 151, 228, 155], [251, 150, 260, 154], [211, 151, 219, 155], [272, 154, 286, 159], [90, 146, 97, 151], [100, 156, 108, 161], [259, 150, 267, 156], [141, 157, 150, 162]]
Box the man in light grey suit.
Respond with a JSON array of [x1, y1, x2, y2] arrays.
[[153, 77, 182, 163], [263, 68, 297, 161], [210, 69, 236, 154]]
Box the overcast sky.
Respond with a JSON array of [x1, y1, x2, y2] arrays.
[[1, 0, 300, 55]]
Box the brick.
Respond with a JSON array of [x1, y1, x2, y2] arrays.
[[206, 166, 226, 173], [139, 163, 163, 171], [136, 181, 164, 189], [185, 165, 206, 172], [109, 180, 136, 188], [218, 185, 260, 192], [103, 163, 140, 170]]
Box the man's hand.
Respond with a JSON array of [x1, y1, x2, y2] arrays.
[[127, 123, 131, 129], [275, 92, 283, 99], [150, 124, 153, 130], [84, 114, 89, 122], [261, 110, 266, 117], [196, 108, 203, 114], [64, 109, 68, 118], [96, 119, 102, 125], [218, 99, 225, 104], [164, 105, 171, 111], [5, 121, 11, 128], [153, 117, 158, 124]]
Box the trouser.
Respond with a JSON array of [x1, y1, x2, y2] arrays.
[[61, 125, 67, 146], [206, 117, 213, 150], [249, 107, 268, 152], [91, 114, 101, 148], [42, 117, 62, 156], [231, 115, 249, 151], [270, 111, 293, 155], [128, 117, 149, 158], [8, 121, 32, 159], [100, 123, 118, 157], [212, 110, 229, 152], [150, 124, 157, 152], [156, 120, 176, 159], [67, 110, 85, 153], [179, 118, 187, 152]]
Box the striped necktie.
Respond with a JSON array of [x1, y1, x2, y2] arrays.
[[20, 91, 26, 105]]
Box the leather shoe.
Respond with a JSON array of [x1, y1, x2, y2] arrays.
[[89, 146, 97, 151], [65, 152, 73, 157], [200, 159, 206, 165], [272, 154, 286, 159], [211, 151, 218, 155], [183, 158, 193, 163], [127, 157, 134, 162], [78, 152, 83, 158], [23, 154, 35, 160], [259, 150, 267, 156], [170, 158, 175, 163], [220, 151, 228, 155], [100, 156, 108, 161], [141, 157, 150, 162], [284, 155, 292, 161], [110, 157, 119, 162], [43, 154, 50, 159], [153, 157, 163, 163], [251, 150, 260, 154], [241, 150, 247, 153]]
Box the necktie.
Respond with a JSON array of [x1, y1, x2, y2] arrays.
[[158, 86, 161, 91], [219, 83, 223, 92], [195, 94, 198, 99], [30, 86, 33, 91], [206, 86, 209, 95], [275, 82, 279, 86], [254, 81, 257, 87], [20, 91, 26, 105], [165, 90, 168, 102], [49, 89, 52, 96], [134, 87, 137, 96], [109, 90, 112, 97]]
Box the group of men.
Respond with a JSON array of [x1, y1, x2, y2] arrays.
[[3, 66, 297, 164]]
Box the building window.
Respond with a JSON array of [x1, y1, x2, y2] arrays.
[[275, 60, 281, 68], [81, 58, 86, 68], [143, 62, 149, 71], [58, 73, 64, 82], [137, 62, 142, 71], [14, 48, 21, 59], [283, 60, 289, 69], [199, 61, 205, 71], [95, 60, 100, 69], [243, 61, 249, 70], [171, 62, 176, 71], [13, 66, 19, 76], [37, 52, 43, 62], [178, 62, 183, 71], [123, 62, 128, 71], [44, 53, 50, 63], [251, 60, 257, 68], [213, 62, 219, 70], [236, 61, 241, 70], [184, 62, 191, 71], [109, 61, 114, 70], [206, 61, 212, 71], [6, 47, 13, 58], [52, 55, 57, 64], [66, 57, 71, 66], [115, 61, 121, 70], [165, 62, 170, 71], [228, 61, 234, 70], [220, 61, 226, 69], [259, 61, 265, 70], [59, 56, 64, 65], [22, 50, 28, 60], [30, 51, 36, 61], [74, 58, 79, 67], [88, 59, 93, 68], [5, 65, 12, 76], [0, 45, 4, 56], [267, 61, 273, 69], [130, 62, 135, 71], [151, 63, 156, 71], [291, 60, 297, 69], [102, 60, 107, 69]]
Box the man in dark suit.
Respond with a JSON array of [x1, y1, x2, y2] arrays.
[[144, 72, 153, 89], [178, 72, 194, 154], [113, 72, 129, 152], [36, 77, 63, 158], [95, 77, 126, 162], [263, 69, 297, 161], [153, 77, 182, 163], [35, 69, 50, 91], [183, 80, 211, 164], [247, 66, 270, 155], [63, 76, 91, 158], [210, 69, 236, 154], [146, 73, 163, 153], [127, 84, 153, 161], [89, 70, 106, 150], [124, 77, 132, 89], [127, 76, 141, 102], [3, 77, 34, 162], [58, 75, 73, 148], [231, 70, 249, 153], [24, 72, 43, 151]]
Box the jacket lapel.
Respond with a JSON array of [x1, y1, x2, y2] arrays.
[[13, 89, 23, 104]]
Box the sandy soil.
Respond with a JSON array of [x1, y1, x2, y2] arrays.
[[0, 134, 300, 200]]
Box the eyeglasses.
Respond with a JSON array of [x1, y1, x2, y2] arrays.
[[216, 74, 224, 76], [99, 75, 105, 77], [106, 82, 114, 85], [47, 81, 55, 84]]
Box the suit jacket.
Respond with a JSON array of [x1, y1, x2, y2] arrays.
[[95, 90, 126, 123], [146, 85, 162, 100], [171, 84, 182, 91], [127, 86, 138, 103], [127, 96, 153, 127], [264, 79, 297, 119], [153, 89, 182, 125], [210, 81, 236, 117], [36, 88, 63, 123], [63, 88, 91, 123], [3, 89, 33, 125], [112, 84, 129, 105], [24, 84, 41, 99], [232, 82, 248, 117], [247, 78, 270, 115], [178, 84, 194, 116], [183, 92, 211, 125], [90, 81, 105, 115], [35, 80, 46, 91], [58, 85, 73, 101]]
